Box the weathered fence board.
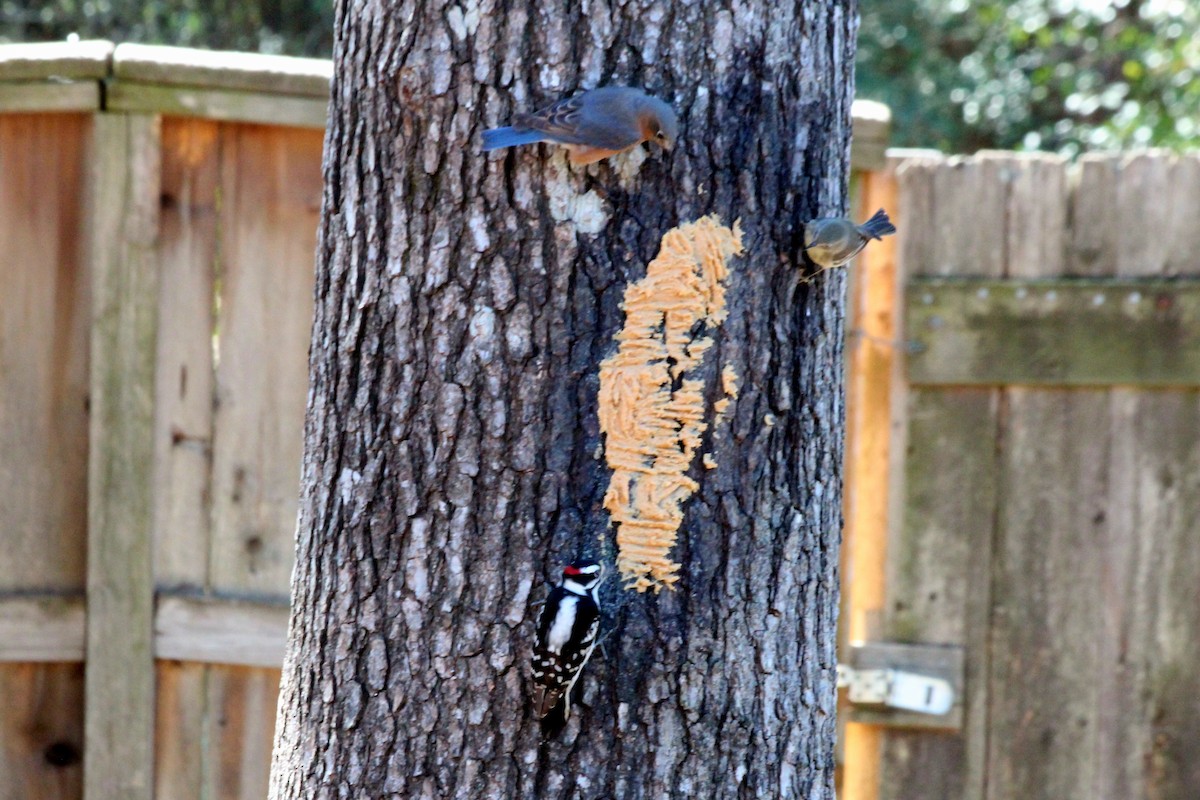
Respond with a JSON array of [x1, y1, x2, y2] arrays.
[[107, 44, 331, 128], [984, 152, 1084, 800], [154, 662, 206, 800], [0, 41, 110, 113], [0, 40, 112, 81], [989, 388, 1112, 798], [154, 663, 281, 800], [0, 81, 99, 112], [0, 42, 324, 800], [878, 154, 1014, 800], [868, 152, 1200, 800], [989, 154, 1200, 800], [0, 112, 91, 800], [108, 83, 330, 129], [155, 663, 281, 800], [0, 113, 91, 593], [112, 43, 332, 97], [0, 663, 85, 800], [0, 598, 86, 661], [85, 111, 161, 800], [1111, 392, 1200, 796], [153, 117, 220, 591], [907, 279, 1200, 386], [207, 124, 322, 598], [207, 666, 280, 800], [145, 118, 321, 800], [840, 160, 901, 800], [155, 597, 290, 666]]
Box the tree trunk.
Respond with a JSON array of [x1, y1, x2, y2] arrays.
[[270, 1, 857, 798]]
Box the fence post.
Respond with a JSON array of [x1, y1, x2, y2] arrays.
[[85, 110, 161, 800], [840, 157, 901, 800]]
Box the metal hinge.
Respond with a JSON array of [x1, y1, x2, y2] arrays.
[[837, 664, 954, 715], [838, 641, 964, 730]]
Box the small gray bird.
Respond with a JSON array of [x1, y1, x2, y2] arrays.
[[483, 86, 678, 165], [803, 208, 897, 269]]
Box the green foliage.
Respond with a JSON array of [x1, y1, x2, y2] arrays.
[[857, 0, 1200, 153], [6, 0, 1196, 154], [0, 0, 333, 56]]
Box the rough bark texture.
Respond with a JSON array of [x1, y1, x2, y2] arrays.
[[270, 1, 856, 798]]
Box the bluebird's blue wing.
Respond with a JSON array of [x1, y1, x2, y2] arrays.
[[482, 126, 550, 151], [513, 90, 639, 149], [511, 94, 591, 144], [486, 88, 649, 155]]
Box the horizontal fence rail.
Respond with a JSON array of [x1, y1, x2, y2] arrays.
[[907, 277, 1200, 386]]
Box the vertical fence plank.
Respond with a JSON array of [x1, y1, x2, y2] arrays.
[[0, 664, 85, 800], [154, 117, 220, 591], [154, 662, 206, 800], [1087, 152, 1171, 800], [151, 121, 320, 800], [1005, 154, 1068, 276], [880, 154, 1009, 800], [208, 124, 321, 598], [1068, 152, 1141, 800], [840, 161, 901, 800], [1164, 154, 1200, 276], [986, 153, 1102, 800], [155, 665, 285, 800], [151, 117, 221, 800], [988, 389, 1111, 800], [1117, 392, 1200, 799], [1106, 153, 1200, 799], [843, 163, 903, 643], [0, 113, 91, 592], [0, 113, 91, 800], [1067, 155, 1118, 276], [199, 123, 321, 798], [150, 115, 217, 793], [85, 111, 161, 800], [1115, 152, 1172, 276], [207, 666, 281, 800], [203, 123, 320, 800]]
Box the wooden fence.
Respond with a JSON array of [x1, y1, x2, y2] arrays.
[[1, 40, 327, 800], [0, 40, 892, 800], [841, 151, 1200, 800]]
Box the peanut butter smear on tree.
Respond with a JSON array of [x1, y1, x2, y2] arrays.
[[598, 216, 743, 592]]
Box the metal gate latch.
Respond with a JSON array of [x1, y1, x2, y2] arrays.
[[837, 664, 955, 716]]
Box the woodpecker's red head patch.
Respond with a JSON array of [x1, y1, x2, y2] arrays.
[[561, 559, 603, 588]]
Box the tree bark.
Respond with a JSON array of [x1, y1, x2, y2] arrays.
[[270, 1, 857, 798]]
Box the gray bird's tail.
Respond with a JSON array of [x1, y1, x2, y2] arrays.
[[860, 208, 897, 240], [482, 126, 547, 151]]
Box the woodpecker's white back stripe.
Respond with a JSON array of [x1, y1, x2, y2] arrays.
[[546, 595, 578, 652]]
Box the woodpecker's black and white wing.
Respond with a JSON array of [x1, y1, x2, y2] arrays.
[[531, 586, 600, 719]]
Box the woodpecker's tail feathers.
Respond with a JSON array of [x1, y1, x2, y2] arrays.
[[539, 695, 569, 737], [532, 684, 563, 720], [482, 126, 548, 151], [860, 208, 897, 240]]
